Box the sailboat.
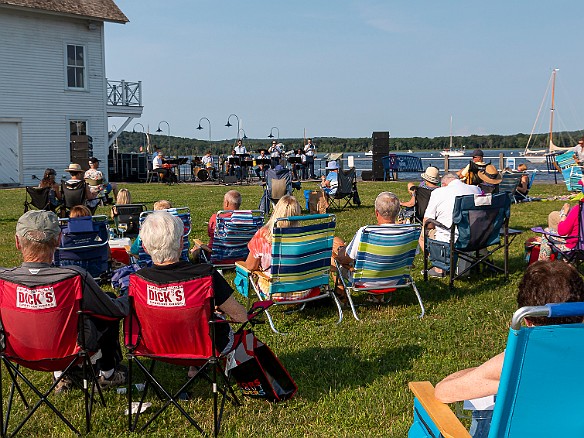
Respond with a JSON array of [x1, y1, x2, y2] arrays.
[[440, 116, 465, 157], [522, 69, 574, 163]]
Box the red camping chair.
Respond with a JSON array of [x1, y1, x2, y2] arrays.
[[125, 273, 268, 436], [0, 272, 105, 436]]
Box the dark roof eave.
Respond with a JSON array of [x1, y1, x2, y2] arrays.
[[0, 1, 128, 24]]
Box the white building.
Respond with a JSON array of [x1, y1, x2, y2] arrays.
[[0, 0, 142, 186]]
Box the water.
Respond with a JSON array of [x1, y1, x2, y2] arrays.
[[177, 149, 559, 183], [329, 149, 557, 182]]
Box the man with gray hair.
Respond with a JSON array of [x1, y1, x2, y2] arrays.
[[333, 192, 402, 303], [0, 210, 129, 391], [420, 172, 482, 277], [191, 190, 243, 258], [136, 211, 248, 377]]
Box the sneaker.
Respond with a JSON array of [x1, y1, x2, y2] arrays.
[[97, 369, 127, 389], [425, 267, 446, 278], [54, 374, 73, 394]]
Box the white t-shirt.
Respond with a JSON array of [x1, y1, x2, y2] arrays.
[[424, 179, 482, 242], [152, 155, 163, 170], [234, 145, 247, 155]]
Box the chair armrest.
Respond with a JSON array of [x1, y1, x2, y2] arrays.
[[424, 218, 450, 231], [235, 260, 250, 273], [408, 381, 471, 438]]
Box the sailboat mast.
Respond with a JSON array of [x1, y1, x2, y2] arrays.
[[549, 68, 558, 148], [449, 115, 453, 149]]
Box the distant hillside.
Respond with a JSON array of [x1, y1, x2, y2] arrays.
[[114, 129, 584, 156]]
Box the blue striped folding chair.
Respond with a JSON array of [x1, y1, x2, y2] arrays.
[[235, 214, 343, 333], [206, 210, 264, 272], [335, 224, 424, 321], [137, 207, 191, 266], [408, 302, 584, 437]]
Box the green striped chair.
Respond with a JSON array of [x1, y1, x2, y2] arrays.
[[235, 214, 343, 333], [334, 224, 424, 321]]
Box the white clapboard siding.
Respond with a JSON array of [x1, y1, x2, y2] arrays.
[[0, 7, 108, 186]]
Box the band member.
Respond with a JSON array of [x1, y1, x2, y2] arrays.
[[269, 141, 282, 168], [226, 149, 242, 180], [153, 151, 177, 184], [255, 150, 269, 180], [202, 151, 217, 180]]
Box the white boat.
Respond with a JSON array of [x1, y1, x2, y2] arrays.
[[365, 150, 373, 157], [440, 116, 466, 157], [522, 69, 574, 163], [407, 149, 414, 154]]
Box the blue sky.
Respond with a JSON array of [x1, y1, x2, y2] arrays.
[[105, 1, 584, 141]]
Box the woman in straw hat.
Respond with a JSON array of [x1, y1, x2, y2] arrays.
[[477, 164, 503, 194], [400, 166, 441, 209]]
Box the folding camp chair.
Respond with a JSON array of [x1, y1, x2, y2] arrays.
[[259, 167, 293, 214], [554, 150, 582, 192], [125, 273, 269, 435], [408, 301, 584, 437], [515, 170, 537, 202], [136, 207, 191, 266], [0, 271, 106, 436], [198, 210, 264, 273], [498, 173, 522, 204], [23, 186, 55, 213], [53, 215, 111, 282], [112, 203, 147, 237], [334, 224, 425, 321], [60, 180, 98, 217], [531, 200, 584, 269], [234, 214, 343, 333], [413, 186, 433, 224], [423, 193, 521, 289], [325, 168, 360, 210]]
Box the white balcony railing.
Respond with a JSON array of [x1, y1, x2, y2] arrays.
[[106, 80, 142, 106]]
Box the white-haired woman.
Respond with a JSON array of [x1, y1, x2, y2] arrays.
[[137, 211, 248, 377]]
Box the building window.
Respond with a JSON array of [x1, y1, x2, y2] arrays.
[[69, 120, 87, 136], [66, 45, 85, 89]]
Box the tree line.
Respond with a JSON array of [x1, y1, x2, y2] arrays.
[[114, 129, 584, 157]]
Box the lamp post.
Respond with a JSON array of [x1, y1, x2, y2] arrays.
[[238, 128, 248, 140], [225, 114, 240, 146], [133, 122, 146, 153], [196, 117, 212, 141], [267, 127, 280, 142], [156, 120, 171, 157]]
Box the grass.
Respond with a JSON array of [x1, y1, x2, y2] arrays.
[[0, 179, 570, 436]]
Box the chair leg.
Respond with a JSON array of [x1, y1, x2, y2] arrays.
[[411, 281, 425, 318], [345, 289, 361, 321], [328, 287, 344, 325]]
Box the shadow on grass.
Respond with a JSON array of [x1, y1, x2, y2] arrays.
[[280, 344, 424, 401]]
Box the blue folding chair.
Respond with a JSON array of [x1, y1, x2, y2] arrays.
[[555, 150, 582, 192], [234, 214, 343, 333], [199, 210, 264, 273], [136, 207, 191, 266], [334, 224, 424, 321], [423, 193, 521, 289], [408, 302, 584, 437], [53, 215, 110, 281]]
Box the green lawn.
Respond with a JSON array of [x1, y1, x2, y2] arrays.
[[0, 180, 569, 437]]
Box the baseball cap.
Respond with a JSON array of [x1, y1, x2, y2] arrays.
[[16, 211, 60, 243]]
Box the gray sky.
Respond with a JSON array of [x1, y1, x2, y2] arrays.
[[106, 0, 584, 141]]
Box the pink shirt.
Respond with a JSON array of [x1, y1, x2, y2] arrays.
[[247, 227, 272, 272], [558, 204, 580, 249]]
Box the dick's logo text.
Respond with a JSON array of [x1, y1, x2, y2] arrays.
[[16, 286, 57, 310], [147, 285, 185, 307]]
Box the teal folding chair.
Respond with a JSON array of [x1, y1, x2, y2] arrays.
[[555, 150, 582, 192], [334, 224, 424, 321], [235, 214, 343, 333], [408, 302, 584, 437]]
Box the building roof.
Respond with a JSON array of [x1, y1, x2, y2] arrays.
[[0, 0, 128, 23]]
